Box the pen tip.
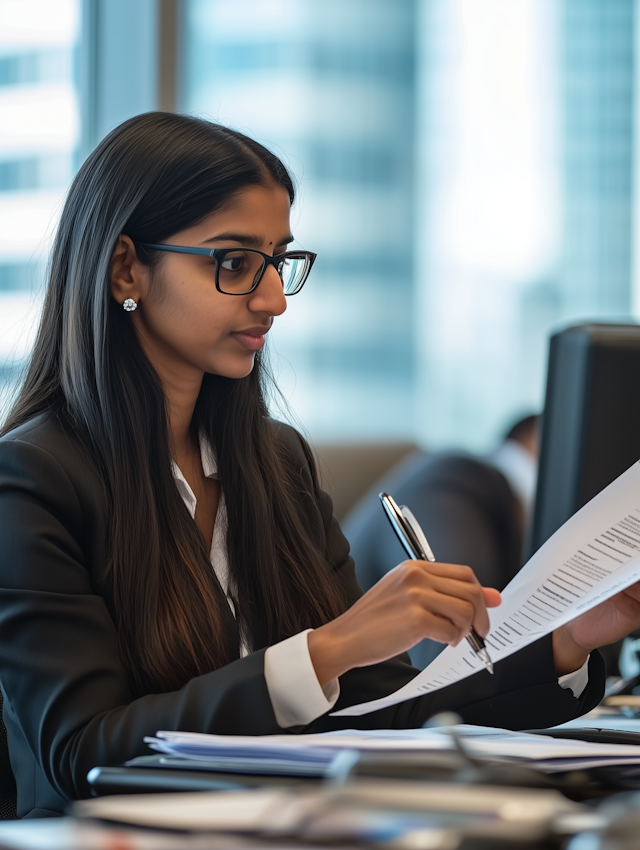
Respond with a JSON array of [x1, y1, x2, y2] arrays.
[[477, 648, 494, 675]]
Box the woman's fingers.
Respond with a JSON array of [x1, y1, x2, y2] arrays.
[[421, 610, 464, 645], [414, 589, 477, 644], [309, 558, 502, 686], [405, 560, 480, 583], [393, 561, 493, 638], [483, 587, 502, 608]]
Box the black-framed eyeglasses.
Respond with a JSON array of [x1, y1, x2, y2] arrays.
[[138, 243, 317, 296]]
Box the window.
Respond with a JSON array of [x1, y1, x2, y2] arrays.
[[184, 0, 417, 439], [0, 0, 80, 412], [417, 0, 635, 450], [183, 0, 637, 450], [2, 0, 636, 452]]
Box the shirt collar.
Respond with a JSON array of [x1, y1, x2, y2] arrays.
[[489, 439, 537, 514], [171, 434, 218, 519], [199, 434, 218, 478]]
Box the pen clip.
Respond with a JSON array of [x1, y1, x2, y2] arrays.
[[379, 493, 430, 562], [399, 506, 436, 563]]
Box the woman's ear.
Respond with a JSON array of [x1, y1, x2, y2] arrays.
[[110, 235, 148, 307]]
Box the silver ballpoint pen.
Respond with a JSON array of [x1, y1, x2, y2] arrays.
[[379, 492, 494, 674]]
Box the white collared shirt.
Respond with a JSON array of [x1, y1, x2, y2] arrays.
[[171, 437, 588, 727], [171, 437, 339, 728], [489, 439, 538, 518]]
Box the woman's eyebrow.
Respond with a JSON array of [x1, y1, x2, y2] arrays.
[[200, 232, 295, 247]]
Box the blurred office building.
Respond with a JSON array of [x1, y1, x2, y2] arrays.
[[0, 0, 80, 411], [185, 0, 417, 438], [415, 0, 636, 450], [185, 0, 638, 449], [0, 0, 638, 453]]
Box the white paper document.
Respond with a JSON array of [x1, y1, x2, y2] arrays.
[[146, 726, 640, 775], [334, 461, 640, 717]]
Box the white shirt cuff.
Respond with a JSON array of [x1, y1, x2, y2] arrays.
[[558, 656, 590, 698], [264, 629, 340, 728]]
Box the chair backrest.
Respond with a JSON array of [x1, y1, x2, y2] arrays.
[[313, 441, 421, 521]]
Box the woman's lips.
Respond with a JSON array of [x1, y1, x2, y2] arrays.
[[230, 327, 269, 351]]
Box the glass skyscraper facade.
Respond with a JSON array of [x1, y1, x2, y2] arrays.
[[186, 0, 639, 450], [0, 0, 638, 455], [561, 0, 635, 318], [415, 0, 564, 450], [0, 0, 80, 413], [184, 0, 417, 439]]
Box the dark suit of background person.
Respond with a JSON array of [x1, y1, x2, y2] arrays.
[[0, 412, 603, 818], [345, 417, 539, 669]]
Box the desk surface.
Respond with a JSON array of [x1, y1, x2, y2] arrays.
[[0, 818, 76, 849], [0, 817, 256, 849]]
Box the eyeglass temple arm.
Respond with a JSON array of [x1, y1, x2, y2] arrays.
[[139, 243, 316, 265], [138, 243, 216, 258]]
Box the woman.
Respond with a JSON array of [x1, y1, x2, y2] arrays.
[[0, 112, 637, 818]]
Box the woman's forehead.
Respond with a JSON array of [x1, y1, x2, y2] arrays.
[[179, 185, 292, 246]]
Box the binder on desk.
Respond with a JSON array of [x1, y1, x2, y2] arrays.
[[88, 750, 468, 797], [87, 756, 316, 797]]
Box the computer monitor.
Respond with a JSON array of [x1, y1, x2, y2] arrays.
[[530, 322, 640, 556]]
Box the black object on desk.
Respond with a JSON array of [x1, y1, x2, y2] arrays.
[[87, 751, 472, 797], [526, 727, 640, 746], [87, 755, 320, 797]]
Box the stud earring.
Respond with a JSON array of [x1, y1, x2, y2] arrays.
[[123, 298, 138, 312]]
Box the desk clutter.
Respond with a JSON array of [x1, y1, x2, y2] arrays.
[[0, 773, 635, 850], [3, 717, 640, 849], [142, 725, 640, 775]]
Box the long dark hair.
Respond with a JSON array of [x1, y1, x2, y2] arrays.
[[2, 112, 346, 696]]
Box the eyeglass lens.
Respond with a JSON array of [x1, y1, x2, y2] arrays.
[[217, 250, 308, 295]]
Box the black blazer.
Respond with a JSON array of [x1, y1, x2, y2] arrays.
[[0, 413, 604, 818]]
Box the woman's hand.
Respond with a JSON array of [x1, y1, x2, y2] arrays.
[[553, 581, 640, 676], [308, 561, 502, 688]]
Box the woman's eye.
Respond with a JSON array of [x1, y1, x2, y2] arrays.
[[221, 256, 243, 272]]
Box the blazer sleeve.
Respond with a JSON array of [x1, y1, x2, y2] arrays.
[[0, 437, 285, 803]]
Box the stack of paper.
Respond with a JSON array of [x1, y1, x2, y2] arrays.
[[145, 725, 640, 774], [143, 731, 341, 776]]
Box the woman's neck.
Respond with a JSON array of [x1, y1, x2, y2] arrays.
[[132, 324, 205, 463], [160, 367, 204, 465], [168, 402, 198, 466]]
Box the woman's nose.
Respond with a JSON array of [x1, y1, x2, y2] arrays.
[[248, 264, 287, 316]]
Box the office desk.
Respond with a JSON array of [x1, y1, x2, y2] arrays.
[[0, 818, 280, 849], [0, 784, 609, 850], [0, 819, 73, 849]]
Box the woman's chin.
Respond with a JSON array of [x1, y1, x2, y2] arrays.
[[207, 355, 256, 380]]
